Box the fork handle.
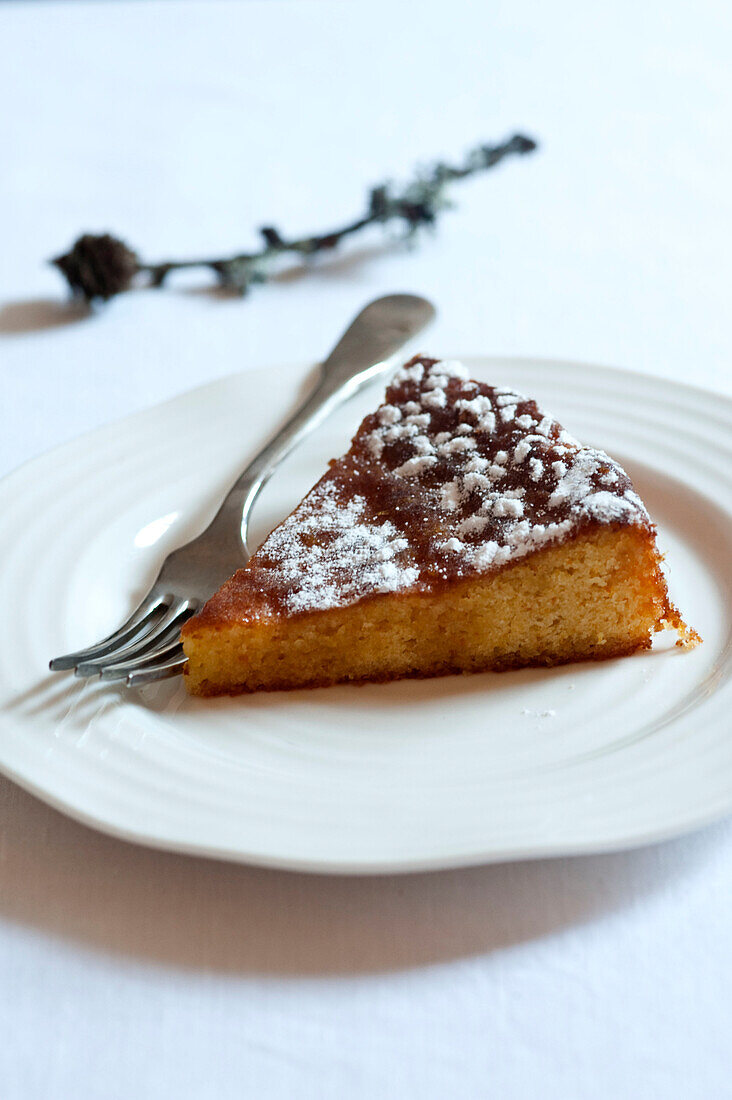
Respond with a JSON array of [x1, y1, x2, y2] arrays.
[[203, 294, 435, 556]]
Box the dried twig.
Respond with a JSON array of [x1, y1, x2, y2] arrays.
[[52, 134, 537, 302]]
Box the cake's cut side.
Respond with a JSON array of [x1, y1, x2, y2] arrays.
[[181, 356, 699, 696], [184, 527, 683, 696]]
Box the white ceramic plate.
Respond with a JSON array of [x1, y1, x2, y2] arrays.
[[1, 358, 730, 873]]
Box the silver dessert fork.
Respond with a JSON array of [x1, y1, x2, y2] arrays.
[[49, 294, 435, 686]]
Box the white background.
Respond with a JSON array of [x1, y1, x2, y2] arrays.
[[1, 1, 731, 1097]]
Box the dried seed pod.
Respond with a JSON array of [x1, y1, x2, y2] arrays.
[[52, 234, 138, 301]]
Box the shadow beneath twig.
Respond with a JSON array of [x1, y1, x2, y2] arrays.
[[0, 773, 724, 978], [0, 297, 90, 335], [273, 242, 401, 285]]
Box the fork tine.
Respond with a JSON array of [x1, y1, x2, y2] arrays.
[[99, 638, 189, 682], [74, 601, 195, 677], [49, 596, 169, 671], [127, 647, 187, 687]]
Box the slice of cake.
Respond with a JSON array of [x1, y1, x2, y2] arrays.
[[182, 357, 698, 695]]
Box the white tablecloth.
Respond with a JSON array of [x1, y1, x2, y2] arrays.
[[1, 2, 731, 1096]]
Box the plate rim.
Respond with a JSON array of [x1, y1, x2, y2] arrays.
[[4, 758, 732, 876]]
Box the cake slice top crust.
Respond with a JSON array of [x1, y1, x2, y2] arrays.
[[193, 357, 654, 625]]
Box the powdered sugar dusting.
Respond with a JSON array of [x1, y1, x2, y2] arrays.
[[393, 455, 437, 477], [361, 358, 649, 577], [259, 482, 419, 614], [247, 356, 651, 616]]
